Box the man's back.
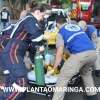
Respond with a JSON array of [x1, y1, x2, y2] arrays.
[[59, 24, 95, 54]]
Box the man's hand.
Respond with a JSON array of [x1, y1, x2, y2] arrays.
[[39, 45, 45, 52], [46, 69, 55, 76], [46, 67, 60, 76]]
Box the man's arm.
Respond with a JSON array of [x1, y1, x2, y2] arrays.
[[54, 46, 64, 68], [46, 33, 64, 76], [54, 33, 64, 68]]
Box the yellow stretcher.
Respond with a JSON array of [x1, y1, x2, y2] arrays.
[[44, 27, 59, 45]]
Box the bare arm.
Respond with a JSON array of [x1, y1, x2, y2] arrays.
[[54, 33, 64, 68], [54, 46, 64, 68]]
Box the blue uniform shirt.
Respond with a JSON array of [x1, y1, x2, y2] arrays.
[[85, 25, 97, 40], [58, 24, 95, 54]]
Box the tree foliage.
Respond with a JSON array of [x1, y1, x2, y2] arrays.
[[4, 0, 71, 19], [5, 0, 28, 19]]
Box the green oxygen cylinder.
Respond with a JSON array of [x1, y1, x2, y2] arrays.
[[44, 43, 51, 66], [34, 46, 45, 86]]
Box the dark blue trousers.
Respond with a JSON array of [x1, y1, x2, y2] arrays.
[[0, 39, 29, 100]]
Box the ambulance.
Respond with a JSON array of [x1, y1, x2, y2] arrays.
[[70, 0, 95, 22]]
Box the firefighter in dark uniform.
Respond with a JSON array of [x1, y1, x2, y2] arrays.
[[0, 24, 14, 72], [0, 4, 49, 100], [0, 24, 14, 53]]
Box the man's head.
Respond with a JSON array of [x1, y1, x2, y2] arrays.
[[56, 15, 66, 29], [78, 20, 87, 31], [31, 3, 51, 21]]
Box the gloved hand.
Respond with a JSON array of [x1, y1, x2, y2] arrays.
[[39, 45, 45, 52], [46, 67, 60, 76], [54, 67, 60, 74], [46, 69, 55, 76], [3, 70, 10, 75]]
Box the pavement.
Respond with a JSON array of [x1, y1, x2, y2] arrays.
[[24, 75, 100, 100], [1, 72, 100, 98], [0, 65, 100, 100]]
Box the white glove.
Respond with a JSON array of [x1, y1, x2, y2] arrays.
[[3, 70, 10, 74], [39, 46, 45, 52], [46, 69, 54, 76]]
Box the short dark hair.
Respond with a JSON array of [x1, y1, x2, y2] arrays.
[[56, 15, 66, 24]]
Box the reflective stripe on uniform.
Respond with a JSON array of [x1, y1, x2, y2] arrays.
[[2, 24, 14, 32], [10, 32, 27, 64], [31, 34, 44, 42], [10, 16, 32, 38]]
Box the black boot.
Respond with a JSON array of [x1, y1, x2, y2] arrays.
[[95, 70, 100, 77], [84, 95, 98, 100]]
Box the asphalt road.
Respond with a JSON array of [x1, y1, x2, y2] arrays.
[[24, 75, 100, 100], [0, 70, 100, 100]]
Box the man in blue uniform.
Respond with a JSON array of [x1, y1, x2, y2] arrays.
[[78, 20, 100, 77], [0, 4, 50, 100], [78, 20, 97, 47], [52, 17, 97, 100]]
